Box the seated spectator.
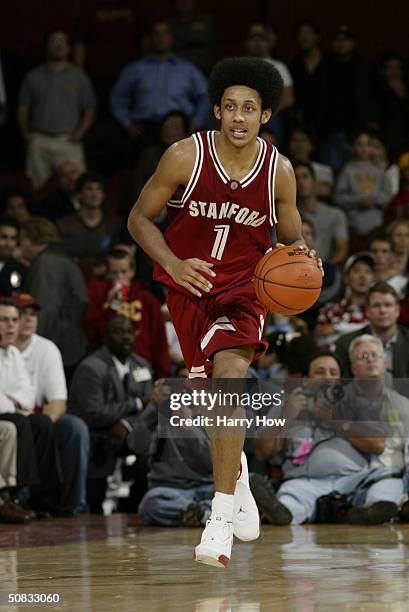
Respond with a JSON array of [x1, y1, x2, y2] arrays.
[[0, 297, 55, 516], [36, 161, 81, 221], [295, 162, 349, 264], [0, 187, 31, 224], [17, 31, 96, 189], [290, 21, 326, 135], [333, 131, 392, 241], [387, 219, 409, 276], [335, 281, 409, 381], [256, 331, 288, 381], [0, 214, 27, 295], [384, 152, 409, 224], [250, 351, 390, 525], [85, 248, 170, 378], [69, 315, 153, 513], [369, 232, 407, 297], [0, 421, 31, 523], [13, 292, 89, 515], [369, 133, 400, 197], [20, 217, 89, 378], [110, 21, 209, 145], [169, 0, 215, 75], [287, 128, 334, 199], [129, 111, 190, 204], [129, 381, 213, 527], [57, 172, 121, 276], [316, 252, 375, 348]]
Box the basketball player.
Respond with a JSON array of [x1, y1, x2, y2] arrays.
[[128, 57, 321, 567]]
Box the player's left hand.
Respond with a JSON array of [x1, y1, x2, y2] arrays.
[[276, 243, 324, 276]]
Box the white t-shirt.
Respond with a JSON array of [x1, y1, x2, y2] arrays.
[[0, 345, 34, 412], [20, 334, 67, 407]]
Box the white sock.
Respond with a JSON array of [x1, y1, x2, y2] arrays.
[[211, 492, 234, 521]]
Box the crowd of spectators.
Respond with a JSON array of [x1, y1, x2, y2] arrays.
[[0, 7, 409, 527]]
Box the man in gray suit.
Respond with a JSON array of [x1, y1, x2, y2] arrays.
[[69, 315, 153, 512]]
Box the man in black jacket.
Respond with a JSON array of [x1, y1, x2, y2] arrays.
[[69, 315, 153, 512], [336, 282, 409, 389], [0, 215, 27, 296]]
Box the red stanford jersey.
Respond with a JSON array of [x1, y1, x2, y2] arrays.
[[154, 130, 278, 296]]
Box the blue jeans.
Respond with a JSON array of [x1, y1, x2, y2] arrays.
[[54, 414, 90, 513], [138, 484, 213, 526], [277, 467, 403, 524]]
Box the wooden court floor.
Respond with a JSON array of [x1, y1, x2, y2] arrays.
[[1, 515, 409, 611]]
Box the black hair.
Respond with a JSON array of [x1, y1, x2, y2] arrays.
[[75, 172, 105, 194], [0, 214, 20, 231], [293, 161, 316, 179], [0, 186, 31, 210], [288, 125, 316, 144], [208, 57, 284, 113], [300, 216, 316, 236], [307, 350, 342, 374]]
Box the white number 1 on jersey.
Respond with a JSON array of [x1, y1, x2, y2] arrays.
[[211, 224, 230, 260]]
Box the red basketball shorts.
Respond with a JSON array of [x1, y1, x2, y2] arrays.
[[167, 281, 268, 378]]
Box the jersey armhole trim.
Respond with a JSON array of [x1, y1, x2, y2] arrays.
[[181, 133, 204, 204], [268, 146, 278, 226]]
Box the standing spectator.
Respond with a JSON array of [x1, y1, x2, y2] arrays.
[[295, 162, 349, 264], [110, 21, 209, 145], [384, 152, 409, 224], [37, 161, 81, 221], [315, 252, 375, 348], [333, 131, 392, 241], [335, 281, 409, 381], [319, 27, 370, 170], [14, 292, 89, 514], [169, 0, 215, 75], [0, 188, 31, 225], [372, 54, 409, 159], [57, 172, 121, 275], [85, 249, 170, 378], [290, 21, 326, 134], [0, 215, 27, 296], [20, 217, 89, 377], [287, 127, 334, 199], [369, 233, 407, 297], [69, 315, 153, 513], [17, 31, 96, 189], [387, 220, 409, 276]]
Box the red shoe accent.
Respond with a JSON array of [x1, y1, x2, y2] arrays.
[[218, 555, 230, 567]]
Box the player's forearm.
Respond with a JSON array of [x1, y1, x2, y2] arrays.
[[127, 211, 180, 273]]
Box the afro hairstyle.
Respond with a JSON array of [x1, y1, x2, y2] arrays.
[[208, 57, 284, 114]]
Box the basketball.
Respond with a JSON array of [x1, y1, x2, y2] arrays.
[[253, 246, 322, 315]]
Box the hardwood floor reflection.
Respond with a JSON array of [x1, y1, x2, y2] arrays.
[[1, 516, 409, 611]]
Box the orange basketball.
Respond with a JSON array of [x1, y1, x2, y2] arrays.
[[253, 246, 322, 315]]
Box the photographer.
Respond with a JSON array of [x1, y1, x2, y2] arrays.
[[250, 351, 387, 525]]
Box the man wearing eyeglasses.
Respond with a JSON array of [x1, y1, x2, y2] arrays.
[[336, 281, 409, 385]]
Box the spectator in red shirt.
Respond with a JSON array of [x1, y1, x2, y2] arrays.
[[384, 152, 409, 224], [85, 248, 170, 378], [315, 252, 375, 349]]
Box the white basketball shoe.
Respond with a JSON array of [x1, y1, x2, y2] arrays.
[[194, 515, 233, 568], [233, 451, 260, 541]]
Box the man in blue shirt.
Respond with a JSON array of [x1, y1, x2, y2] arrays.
[[110, 21, 210, 141]]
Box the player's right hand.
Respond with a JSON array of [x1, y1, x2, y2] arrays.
[[169, 258, 216, 297]]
